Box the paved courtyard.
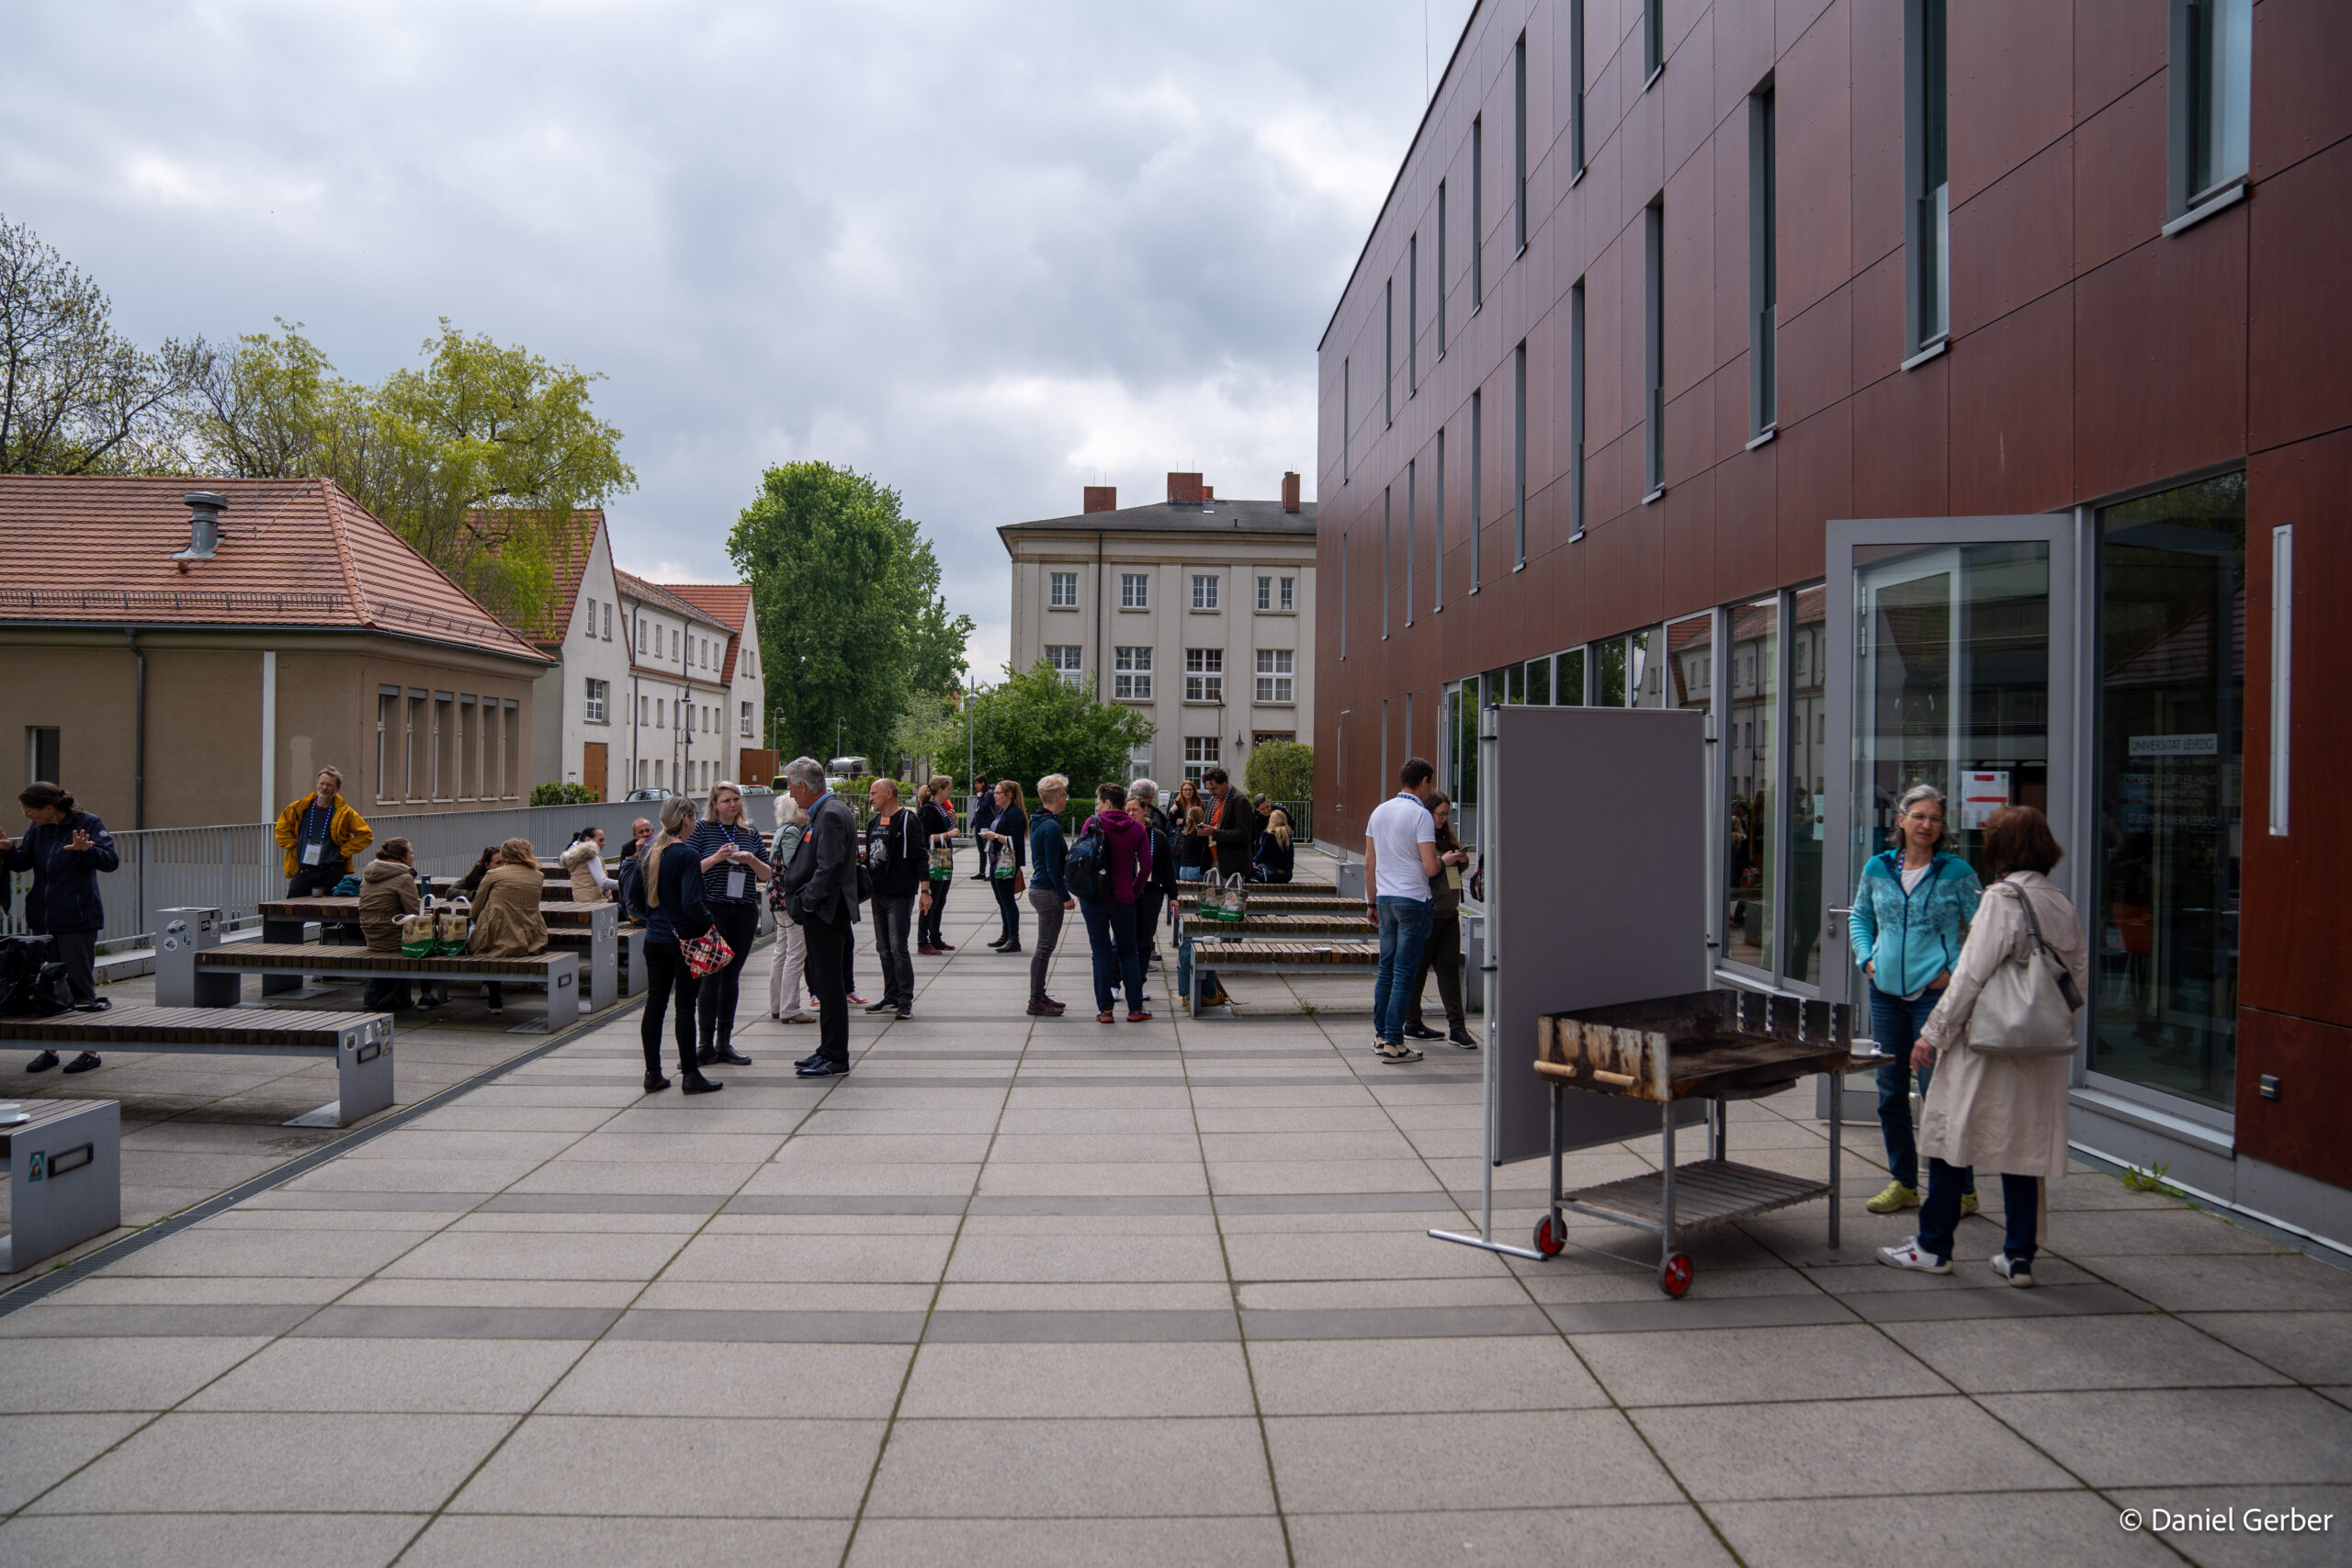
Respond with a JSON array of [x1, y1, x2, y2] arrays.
[[3, 860, 2347, 1567]]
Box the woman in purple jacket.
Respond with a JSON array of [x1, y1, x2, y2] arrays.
[[1077, 782, 1152, 1023]]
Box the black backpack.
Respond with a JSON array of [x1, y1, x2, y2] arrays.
[[616, 852, 650, 923], [0, 934, 72, 1018], [1063, 818, 1109, 902]]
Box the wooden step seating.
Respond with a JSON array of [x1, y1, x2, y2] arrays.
[[256, 897, 623, 1012], [179, 942, 577, 1035], [0, 1098, 120, 1270], [1179, 936, 1379, 1019], [0, 1006, 392, 1128]]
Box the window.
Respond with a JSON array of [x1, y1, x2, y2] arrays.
[[26, 723, 60, 790], [583, 678, 608, 723], [1724, 597, 1779, 972], [1436, 182, 1448, 355], [740, 701, 752, 738], [672, 628, 680, 660], [1121, 572, 1148, 608], [1385, 276, 1394, 427], [1342, 355, 1351, 482], [1513, 342, 1529, 568], [1183, 735, 1221, 784], [1906, 0, 1950, 349], [654, 760, 664, 789], [374, 691, 395, 800], [1191, 573, 1219, 609], [1408, 233, 1419, 396], [1279, 576, 1295, 611], [638, 694, 649, 726], [1750, 85, 1778, 434], [1255, 649, 1295, 704], [1114, 645, 1153, 700], [1471, 116, 1485, 310], [1571, 0, 1588, 175], [1570, 279, 1588, 539], [2174, 0, 2252, 213], [1643, 0, 1662, 80], [1469, 389, 1483, 589], [502, 700, 520, 798], [1184, 648, 1224, 702], [1049, 571, 1079, 608], [1046, 645, 1084, 686], [1382, 486, 1392, 637], [1406, 458, 1417, 624], [582, 596, 594, 635], [405, 693, 424, 799], [634, 615, 643, 649], [603, 604, 611, 639], [1645, 197, 1666, 496], [1433, 428, 1447, 606], [1513, 34, 1528, 253], [636, 759, 647, 788], [1256, 575, 1272, 611], [656, 698, 664, 730], [1340, 535, 1349, 658]]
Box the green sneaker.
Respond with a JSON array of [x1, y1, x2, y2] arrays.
[[1866, 1181, 1920, 1214], [1960, 1191, 1980, 1217]]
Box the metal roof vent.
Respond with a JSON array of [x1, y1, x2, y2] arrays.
[[174, 491, 229, 561]]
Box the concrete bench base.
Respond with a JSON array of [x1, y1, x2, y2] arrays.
[[0, 1099, 120, 1273], [0, 1008, 396, 1128]]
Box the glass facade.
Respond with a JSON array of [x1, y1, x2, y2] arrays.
[[1725, 597, 1778, 971], [2092, 473, 2245, 1110], [1789, 587, 1828, 985]]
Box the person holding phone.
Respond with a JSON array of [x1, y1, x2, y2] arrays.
[[688, 782, 773, 1066]]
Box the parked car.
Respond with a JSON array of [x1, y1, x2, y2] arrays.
[[623, 787, 673, 803]]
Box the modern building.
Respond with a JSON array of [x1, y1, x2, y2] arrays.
[[1316, 1, 2348, 1247], [1001, 472, 1317, 784], [0, 477, 548, 829]]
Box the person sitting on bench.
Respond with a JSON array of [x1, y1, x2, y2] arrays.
[[466, 839, 548, 1018]]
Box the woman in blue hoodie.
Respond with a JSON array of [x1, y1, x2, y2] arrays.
[[1849, 784, 1983, 1215], [3, 783, 119, 1069]]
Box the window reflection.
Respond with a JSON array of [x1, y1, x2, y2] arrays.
[[1789, 586, 1827, 984], [1725, 597, 1779, 970]]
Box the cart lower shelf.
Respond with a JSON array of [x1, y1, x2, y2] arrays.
[[1566, 1158, 1829, 1233]]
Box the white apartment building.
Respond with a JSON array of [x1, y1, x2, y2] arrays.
[[614, 570, 763, 797], [1000, 472, 1317, 785], [512, 511, 635, 799]]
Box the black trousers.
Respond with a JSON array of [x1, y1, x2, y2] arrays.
[[990, 875, 1022, 944], [288, 861, 358, 943], [641, 939, 699, 1076], [1406, 911, 1465, 1031], [1134, 887, 1165, 963], [872, 893, 916, 1007], [918, 875, 950, 945], [803, 912, 855, 1066], [695, 901, 761, 1055], [51, 927, 100, 1007]]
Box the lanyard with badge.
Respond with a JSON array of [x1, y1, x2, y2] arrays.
[[301, 806, 330, 866], [723, 828, 749, 900]]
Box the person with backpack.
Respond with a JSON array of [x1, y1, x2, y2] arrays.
[[1880, 807, 2087, 1286], [1849, 784, 1984, 1217], [1024, 774, 1076, 1016], [1072, 781, 1151, 1023], [1126, 786, 1177, 975], [3, 783, 119, 1064]]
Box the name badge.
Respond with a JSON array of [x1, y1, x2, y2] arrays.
[[726, 868, 746, 901], [301, 840, 324, 866]]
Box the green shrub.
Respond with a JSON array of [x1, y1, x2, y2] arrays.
[[531, 781, 601, 807]]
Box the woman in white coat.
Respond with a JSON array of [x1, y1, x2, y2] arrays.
[[1880, 806, 2089, 1287], [766, 792, 813, 1024]]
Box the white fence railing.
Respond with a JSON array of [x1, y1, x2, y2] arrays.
[[3, 800, 673, 951]]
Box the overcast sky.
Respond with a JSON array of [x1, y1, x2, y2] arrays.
[[3, 0, 1474, 674]]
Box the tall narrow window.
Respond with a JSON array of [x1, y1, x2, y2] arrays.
[[2174, 0, 2252, 213], [1406, 458, 1417, 625], [1905, 0, 1950, 349], [1435, 183, 1448, 355], [1513, 34, 1529, 254], [1643, 1, 1663, 81], [1384, 277, 1394, 427], [1408, 234, 1419, 396], [2271, 523, 2292, 835], [1433, 429, 1447, 608], [1570, 0, 1588, 175], [1341, 356, 1351, 481], [1340, 534, 1350, 657], [1645, 197, 1666, 496], [1382, 486, 1392, 638], [1512, 342, 1528, 569], [1471, 117, 1485, 310], [1469, 389, 1483, 591], [1570, 279, 1588, 539], [1749, 84, 1778, 434]]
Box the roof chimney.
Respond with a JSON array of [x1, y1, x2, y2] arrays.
[[173, 491, 229, 561], [1083, 485, 1117, 514], [1281, 472, 1301, 513], [1166, 471, 1204, 505], [1201, 485, 1214, 502]]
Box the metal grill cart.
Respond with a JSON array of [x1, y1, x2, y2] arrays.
[[1527, 989, 1869, 1297]]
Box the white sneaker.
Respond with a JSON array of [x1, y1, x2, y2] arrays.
[[1990, 1251, 2035, 1288], [1375, 1041, 1424, 1065], [1877, 1237, 1951, 1274]]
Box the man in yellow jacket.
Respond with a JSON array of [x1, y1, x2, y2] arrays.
[[275, 767, 374, 897]]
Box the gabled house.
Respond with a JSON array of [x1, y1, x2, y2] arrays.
[[467, 508, 633, 800], [613, 570, 739, 798], [656, 582, 771, 786]]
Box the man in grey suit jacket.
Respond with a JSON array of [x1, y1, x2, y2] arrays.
[[782, 756, 862, 1076]]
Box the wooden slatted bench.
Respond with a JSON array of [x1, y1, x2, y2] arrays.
[[1179, 937, 1380, 1018], [177, 943, 578, 1035], [253, 898, 623, 1011], [1173, 891, 1360, 914], [0, 1097, 120, 1271], [0, 1007, 393, 1128]]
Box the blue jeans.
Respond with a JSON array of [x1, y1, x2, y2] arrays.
[[1372, 897, 1435, 1043], [1918, 1163, 2039, 1265], [1080, 897, 1144, 1014], [1869, 987, 1972, 1193]]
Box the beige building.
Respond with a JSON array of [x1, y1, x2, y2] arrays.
[[1000, 472, 1317, 785], [0, 477, 549, 830]]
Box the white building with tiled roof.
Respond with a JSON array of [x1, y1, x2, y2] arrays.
[[656, 583, 771, 787], [613, 570, 741, 798]]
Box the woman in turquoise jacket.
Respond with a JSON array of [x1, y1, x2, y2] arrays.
[[1849, 783, 1983, 1214]]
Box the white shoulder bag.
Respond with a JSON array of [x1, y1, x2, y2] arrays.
[[1963, 881, 2085, 1056]]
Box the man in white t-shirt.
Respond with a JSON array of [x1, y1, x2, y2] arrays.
[[1362, 757, 1442, 1064]]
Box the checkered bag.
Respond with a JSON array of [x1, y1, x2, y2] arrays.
[[681, 925, 735, 979]]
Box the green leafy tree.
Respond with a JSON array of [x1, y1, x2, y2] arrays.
[[728, 461, 974, 762], [0, 214, 211, 475], [191, 321, 635, 627], [1244, 740, 1315, 814], [962, 661, 1154, 802], [531, 781, 600, 807]]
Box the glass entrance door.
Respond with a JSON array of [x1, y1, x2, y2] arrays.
[[1824, 517, 2078, 1029]]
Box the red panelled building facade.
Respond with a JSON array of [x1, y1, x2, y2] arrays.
[[1315, 0, 2350, 1246]]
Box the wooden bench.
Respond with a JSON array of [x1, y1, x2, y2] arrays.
[[255, 897, 621, 1012], [166, 939, 577, 1035], [1174, 890, 1360, 915], [0, 1006, 393, 1127], [0, 1098, 119, 1271], [1179, 937, 1380, 1018]]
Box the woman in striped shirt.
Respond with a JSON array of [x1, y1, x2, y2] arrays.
[[687, 782, 773, 1066]]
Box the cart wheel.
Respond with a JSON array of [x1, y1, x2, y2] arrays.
[[1659, 1254, 1694, 1298], [1532, 1214, 1565, 1258]]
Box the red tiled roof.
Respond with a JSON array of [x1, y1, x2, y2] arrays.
[[612, 567, 736, 681], [461, 508, 604, 649], [0, 475, 548, 663], [658, 582, 753, 681]]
